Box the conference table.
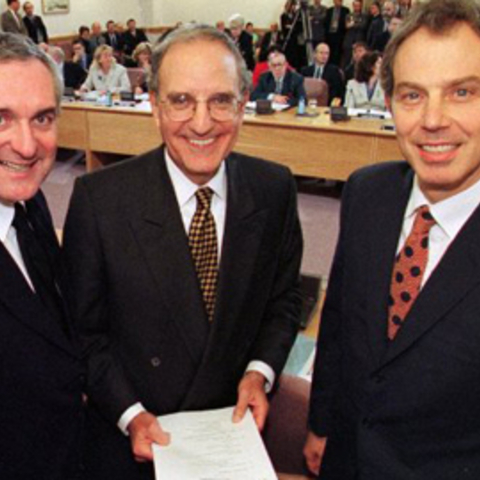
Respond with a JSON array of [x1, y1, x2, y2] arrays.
[[58, 100, 403, 179]]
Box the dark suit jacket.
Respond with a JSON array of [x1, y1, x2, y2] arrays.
[[63, 61, 87, 89], [310, 162, 480, 480], [1, 9, 27, 35], [63, 147, 303, 480], [123, 29, 148, 56], [103, 31, 124, 52], [235, 30, 255, 71], [251, 70, 307, 107], [301, 63, 345, 103], [0, 192, 84, 480], [23, 14, 48, 43]]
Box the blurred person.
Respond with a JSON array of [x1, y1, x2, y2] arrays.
[[366, 1, 386, 49], [258, 22, 284, 66], [228, 14, 255, 71], [123, 18, 148, 57], [1, 0, 27, 35], [71, 38, 91, 70], [128, 41, 152, 93], [343, 40, 368, 82], [80, 44, 130, 93], [89, 21, 106, 52], [325, 0, 350, 66], [309, 0, 327, 47], [78, 25, 92, 56], [344, 50, 385, 110], [22, 1, 48, 44], [103, 19, 124, 56], [343, 0, 368, 67], [49, 44, 87, 90]]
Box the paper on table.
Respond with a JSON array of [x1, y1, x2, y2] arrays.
[[153, 406, 277, 480]]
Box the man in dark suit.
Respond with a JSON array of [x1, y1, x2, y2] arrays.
[[1, 0, 27, 35], [123, 18, 148, 57], [251, 50, 306, 107], [258, 22, 284, 62], [0, 33, 83, 480], [304, 1, 480, 479], [324, 0, 350, 66], [301, 42, 345, 104], [63, 24, 302, 480], [228, 14, 255, 71], [22, 1, 48, 44], [103, 19, 124, 56]]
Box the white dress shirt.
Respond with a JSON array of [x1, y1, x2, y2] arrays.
[[0, 201, 33, 290], [118, 151, 275, 434], [398, 176, 480, 287]]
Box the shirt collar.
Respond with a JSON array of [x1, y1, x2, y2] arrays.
[[406, 175, 480, 240], [164, 149, 227, 208], [0, 201, 15, 243]]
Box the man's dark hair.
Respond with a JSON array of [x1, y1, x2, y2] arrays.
[[79, 25, 89, 35], [381, 0, 480, 97]]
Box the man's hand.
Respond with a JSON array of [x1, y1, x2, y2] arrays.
[[232, 371, 269, 431], [303, 431, 327, 476], [127, 411, 171, 462], [273, 94, 289, 104]]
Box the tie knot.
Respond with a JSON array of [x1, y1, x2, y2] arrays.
[[412, 205, 435, 235], [195, 187, 214, 211]]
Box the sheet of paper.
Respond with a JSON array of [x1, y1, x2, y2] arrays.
[[153, 406, 277, 480]]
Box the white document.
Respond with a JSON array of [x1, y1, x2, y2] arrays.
[[153, 407, 277, 480]]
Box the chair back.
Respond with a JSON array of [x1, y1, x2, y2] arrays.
[[127, 68, 146, 89], [304, 77, 329, 106]]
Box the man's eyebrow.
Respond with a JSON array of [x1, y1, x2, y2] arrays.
[[0, 106, 58, 118], [395, 76, 480, 92]]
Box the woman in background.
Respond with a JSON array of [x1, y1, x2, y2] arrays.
[[344, 50, 386, 110], [80, 44, 130, 93]]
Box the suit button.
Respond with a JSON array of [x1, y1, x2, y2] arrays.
[[150, 357, 161, 367]]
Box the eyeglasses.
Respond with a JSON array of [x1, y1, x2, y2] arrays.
[[158, 93, 244, 122]]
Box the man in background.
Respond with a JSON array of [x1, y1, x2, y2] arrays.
[[22, 1, 48, 44], [228, 13, 255, 71], [123, 18, 148, 56], [0, 32, 83, 480], [64, 24, 302, 480], [1, 0, 27, 35], [305, 1, 480, 478], [301, 42, 345, 104], [252, 50, 306, 107]]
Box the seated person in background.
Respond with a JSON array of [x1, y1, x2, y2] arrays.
[[258, 22, 284, 65], [252, 45, 293, 88], [48, 45, 87, 90], [89, 21, 106, 52], [72, 38, 91, 70], [128, 42, 152, 94], [251, 50, 306, 107], [301, 42, 344, 104], [373, 15, 404, 52], [78, 25, 92, 56], [344, 50, 386, 110], [123, 18, 148, 57], [103, 20, 124, 58], [228, 14, 255, 71], [344, 40, 368, 82], [80, 44, 131, 93]]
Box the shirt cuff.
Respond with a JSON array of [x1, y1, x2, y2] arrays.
[[117, 402, 146, 435], [246, 361, 275, 393], [267, 93, 275, 101]]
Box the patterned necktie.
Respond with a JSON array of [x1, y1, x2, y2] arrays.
[[388, 205, 435, 340], [188, 188, 218, 322], [13, 202, 66, 331]]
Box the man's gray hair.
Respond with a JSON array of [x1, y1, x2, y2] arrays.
[[381, 0, 480, 98], [149, 23, 251, 98], [0, 33, 63, 110]]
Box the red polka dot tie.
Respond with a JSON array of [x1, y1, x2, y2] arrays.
[[188, 188, 218, 322], [388, 205, 436, 340]]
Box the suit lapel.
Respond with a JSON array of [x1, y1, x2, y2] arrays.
[[128, 149, 209, 366], [383, 203, 480, 365], [366, 170, 413, 366], [0, 243, 73, 354]]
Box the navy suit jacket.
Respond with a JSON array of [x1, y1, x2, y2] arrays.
[[23, 14, 48, 43], [0, 192, 83, 480], [310, 162, 480, 480], [63, 147, 303, 480], [251, 70, 307, 107]]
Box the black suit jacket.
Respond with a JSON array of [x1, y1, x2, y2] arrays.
[[63, 61, 87, 89], [63, 147, 303, 480], [251, 70, 307, 107], [310, 162, 480, 480], [123, 29, 148, 56], [0, 192, 83, 480], [301, 63, 345, 102], [23, 14, 48, 43], [103, 31, 124, 52]]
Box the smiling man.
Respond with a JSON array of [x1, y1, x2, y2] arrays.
[[0, 33, 83, 480], [304, 1, 480, 479], [63, 24, 303, 480]]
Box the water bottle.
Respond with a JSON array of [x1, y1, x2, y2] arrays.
[[297, 96, 306, 115]]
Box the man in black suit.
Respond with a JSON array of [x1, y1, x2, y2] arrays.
[[103, 19, 124, 56], [325, 0, 350, 66], [22, 1, 48, 44], [228, 14, 255, 71], [63, 24, 302, 480], [251, 50, 306, 107], [301, 42, 345, 104], [258, 22, 284, 62], [123, 18, 148, 57], [0, 33, 83, 480], [304, 1, 480, 479]]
